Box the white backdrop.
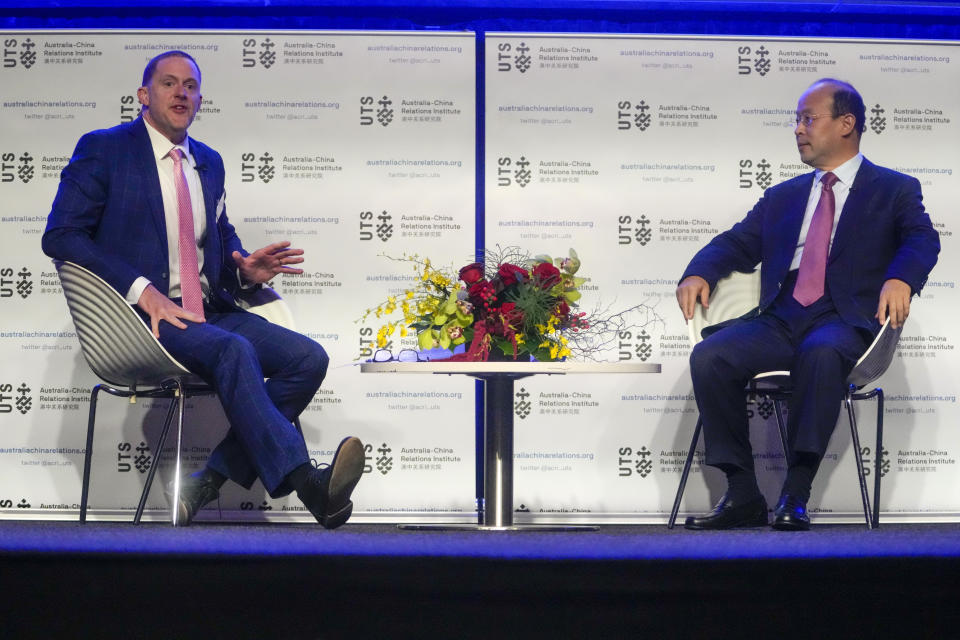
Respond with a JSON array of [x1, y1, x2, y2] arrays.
[[485, 33, 959, 523], [0, 30, 478, 522], [0, 30, 956, 523]]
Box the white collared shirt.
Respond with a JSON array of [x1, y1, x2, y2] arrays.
[[789, 152, 864, 270], [126, 117, 209, 303]]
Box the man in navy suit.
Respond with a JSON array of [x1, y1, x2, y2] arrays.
[[43, 51, 364, 528], [676, 78, 939, 530]]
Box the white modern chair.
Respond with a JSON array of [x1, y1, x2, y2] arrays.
[[667, 270, 901, 530], [55, 260, 297, 525]]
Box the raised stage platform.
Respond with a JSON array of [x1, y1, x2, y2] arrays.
[[3, 521, 960, 638]]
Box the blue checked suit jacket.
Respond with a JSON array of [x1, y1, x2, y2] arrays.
[[43, 117, 247, 310], [681, 158, 940, 334]]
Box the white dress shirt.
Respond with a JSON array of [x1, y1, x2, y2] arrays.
[[126, 117, 209, 304], [789, 152, 864, 270]]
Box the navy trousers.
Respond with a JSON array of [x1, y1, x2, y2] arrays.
[[152, 303, 328, 497], [689, 272, 871, 471]]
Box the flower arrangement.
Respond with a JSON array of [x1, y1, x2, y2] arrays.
[[363, 247, 616, 362]]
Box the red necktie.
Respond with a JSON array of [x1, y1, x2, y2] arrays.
[[170, 148, 205, 320], [793, 172, 839, 306]]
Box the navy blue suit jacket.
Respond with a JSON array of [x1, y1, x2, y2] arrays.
[[681, 158, 940, 333], [42, 117, 246, 310]]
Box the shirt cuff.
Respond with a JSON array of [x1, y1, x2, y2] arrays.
[[126, 277, 151, 305]]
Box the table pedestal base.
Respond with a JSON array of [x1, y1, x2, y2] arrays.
[[397, 523, 600, 532]]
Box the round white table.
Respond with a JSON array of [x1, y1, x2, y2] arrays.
[[361, 360, 662, 530]]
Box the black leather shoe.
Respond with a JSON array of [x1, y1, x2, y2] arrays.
[[772, 494, 810, 531], [684, 493, 769, 530], [298, 436, 364, 529], [169, 474, 220, 526]]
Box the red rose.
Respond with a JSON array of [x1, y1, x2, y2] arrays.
[[459, 262, 485, 285], [532, 262, 561, 289], [497, 263, 528, 287]]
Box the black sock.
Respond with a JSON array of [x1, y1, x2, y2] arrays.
[[719, 464, 761, 502], [192, 467, 227, 489], [783, 452, 821, 502], [286, 462, 314, 493]]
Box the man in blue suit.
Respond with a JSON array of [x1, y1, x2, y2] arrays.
[[676, 78, 939, 530], [43, 51, 364, 528]]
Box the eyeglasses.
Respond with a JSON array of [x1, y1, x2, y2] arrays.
[[795, 112, 837, 127], [371, 348, 429, 362]]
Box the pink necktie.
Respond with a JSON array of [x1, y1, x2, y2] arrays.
[[793, 172, 839, 306], [170, 148, 205, 320]]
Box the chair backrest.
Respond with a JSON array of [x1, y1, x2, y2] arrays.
[[687, 270, 761, 346], [847, 319, 902, 389], [54, 260, 191, 388]]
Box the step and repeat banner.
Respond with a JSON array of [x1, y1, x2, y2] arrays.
[[1, 30, 957, 523], [485, 34, 959, 523], [0, 30, 478, 522]]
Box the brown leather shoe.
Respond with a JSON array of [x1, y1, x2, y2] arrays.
[[297, 436, 365, 529]]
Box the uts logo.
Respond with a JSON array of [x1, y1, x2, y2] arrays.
[[514, 387, 532, 420], [869, 103, 886, 135], [738, 158, 772, 190], [736, 44, 771, 77], [359, 96, 393, 127], [1, 152, 35, 184], [2, 38, 37, 70], [495, 156, 532, 188], [616, 100, 651, 132], [749, 396, 776, 421], [861, 446, 890, 478], [495, 41, 532, 73], [618, 445, 653, 478], [120, 95, 138, 123], [618, 330, 653, 362], [376, 443, 393, 475], [0, 267, 32, 299], [241, 37, 276, 69], [617, 215, 652, 246], [116, 441, 152, 473], [359, 210, 393, 242], [16, 267, 32, 298], [0, 383, 30, 414], [240, 152, 275, 183]]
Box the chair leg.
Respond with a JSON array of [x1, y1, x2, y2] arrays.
[[873, 389, 884, 528], [668, 416, 702, 529], [79, 385, 102, 524], [845, 392, 873, 529], [134, 392, 179, 524], [171, 380, 186, 527], [772, 398, 789, 463]]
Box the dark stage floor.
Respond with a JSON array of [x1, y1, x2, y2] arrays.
[[3, 521, 960, 638]]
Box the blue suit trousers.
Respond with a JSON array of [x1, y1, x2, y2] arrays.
[[152, 305, 328, 497], [689, 272, 870, 471]]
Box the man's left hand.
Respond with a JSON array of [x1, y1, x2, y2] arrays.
[[876, 278, 912, 329], [232, 241, 305, 285]]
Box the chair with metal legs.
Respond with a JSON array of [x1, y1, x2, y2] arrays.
[[667, 270, 901, 530], [55, 260, 298, 525]]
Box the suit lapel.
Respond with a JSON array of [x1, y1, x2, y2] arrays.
[[190, 140, 222, 289], [829, 159, 877, 262], [772, 173, 815, 277], [130, 118, 169, 261]]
